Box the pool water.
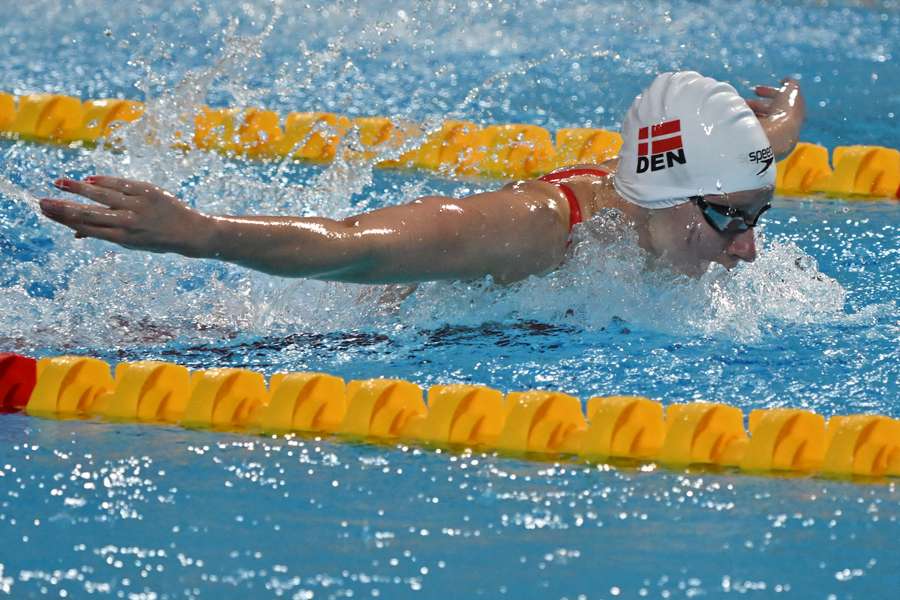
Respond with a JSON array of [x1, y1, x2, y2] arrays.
[[1, 1, 899, 598]]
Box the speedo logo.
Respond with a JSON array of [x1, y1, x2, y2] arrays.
[[636, 119, 686, 173], [749, 146, 774, 175]]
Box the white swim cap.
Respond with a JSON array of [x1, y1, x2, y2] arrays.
[[613, 71, 776, 209]]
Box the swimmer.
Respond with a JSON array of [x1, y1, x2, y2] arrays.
[[39, 71, 805, 282]]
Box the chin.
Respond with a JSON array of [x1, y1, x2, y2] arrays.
[[666, 259, 710, 278], [687, 262, 713, 277], [715, 257, 739, 270], [653, 253, 711, 278]]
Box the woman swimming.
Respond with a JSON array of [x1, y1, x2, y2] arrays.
[[39, 71, 805, 282]]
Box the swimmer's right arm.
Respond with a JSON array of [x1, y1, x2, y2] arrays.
[[40, 176, 572, 284], [746, 78, 806, 160]]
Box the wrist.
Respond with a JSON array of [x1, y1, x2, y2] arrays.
[[180, 211, 221, 259], [761, 116, 799, 161]]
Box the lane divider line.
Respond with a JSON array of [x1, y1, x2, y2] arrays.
[[2, 353, 898, 481], [1, 93, 898, 199]]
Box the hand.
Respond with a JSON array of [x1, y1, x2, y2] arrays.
[[39, 176, 212, 257], [745, 78, 806, 160]]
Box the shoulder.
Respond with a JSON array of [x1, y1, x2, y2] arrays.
[[498, 179, 570, 223]]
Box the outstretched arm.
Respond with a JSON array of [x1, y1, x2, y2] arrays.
[[746, 78, 806, 160], [39, 176, 571, 284]]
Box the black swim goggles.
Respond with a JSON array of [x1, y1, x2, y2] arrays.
[[690, 196, 771, 233]]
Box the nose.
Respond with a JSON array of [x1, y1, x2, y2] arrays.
[[726, 228, 757, 263]]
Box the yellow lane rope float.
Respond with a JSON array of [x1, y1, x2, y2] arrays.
[[1, 92, 899, 199], [2, 353, 898, 481]]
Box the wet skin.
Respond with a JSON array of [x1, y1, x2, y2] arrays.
[[39, 79, 804, 283], [645, 187, 773, 276]]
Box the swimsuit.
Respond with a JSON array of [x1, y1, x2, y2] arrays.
[[539, 167, 610, 234]]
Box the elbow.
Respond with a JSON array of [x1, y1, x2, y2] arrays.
[[310, 223, 392, 282], [270, 220, 380, 280]]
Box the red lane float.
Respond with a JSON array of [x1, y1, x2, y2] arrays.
[[0, 353, 37, 412]]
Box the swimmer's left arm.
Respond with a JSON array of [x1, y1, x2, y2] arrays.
[[746, 78, 806, 160], [38, 176, 572, 284]]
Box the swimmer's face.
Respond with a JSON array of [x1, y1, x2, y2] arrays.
[[646, 187, 773, 276]]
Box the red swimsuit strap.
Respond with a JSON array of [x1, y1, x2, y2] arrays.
[[539, 167, 610, 233], [539, 167, 610, 183], [556, 183, 582, 234]]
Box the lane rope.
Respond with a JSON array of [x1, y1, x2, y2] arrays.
[[2, 352, 898, 481], [1, 93, 899, 199]]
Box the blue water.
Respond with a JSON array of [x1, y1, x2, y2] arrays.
[[1, 1, 899, 598]]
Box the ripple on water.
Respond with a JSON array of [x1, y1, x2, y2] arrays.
[[1, 417, 898, 598]]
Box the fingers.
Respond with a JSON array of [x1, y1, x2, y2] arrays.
[[40, 198, 134, 247], [53, 175, 175, 208], [756, 79, 802, 101], [69, 223, 128, 245], [53, 178, 132, 209], [745, 99, 770, 115], [86, 175, 164, 198], [40, 198, 134, 229], [755, 85, 779, 98], [41, 199, 132, 246]]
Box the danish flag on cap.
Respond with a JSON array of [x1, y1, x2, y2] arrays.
[[638, 119, 683, 156], [636, 119, 687, 174]]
